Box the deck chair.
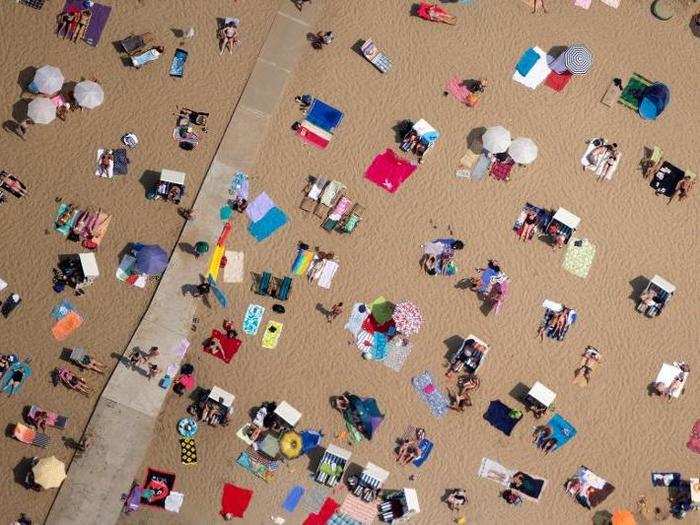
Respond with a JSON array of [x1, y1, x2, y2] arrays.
[[339, 204, 364, 233], [641, 146, 663, 177], [274, 276, 293, 301], [27, 405, 68, 430], [314, 180, 345, 218], [300, 177, 328, 212], [13, 423, 50, 448], [252, 271, 272, 295], [322, 196, 353, 232]]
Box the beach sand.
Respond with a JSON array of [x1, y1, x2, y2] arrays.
[[1, 1, 699, 524]]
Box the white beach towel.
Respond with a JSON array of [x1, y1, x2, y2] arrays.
[[656, 363, 688, 398], [0, 277, 7, 292], [223, 251, 244, 283], [345, 303, 369, 337], [316, 260, 339, 289], [542, 299, 563, 312], [574, 0, 592, 8], [164, 491, 184, 513], [478, 458, 514, 486], [600, 0, 620, 8], [172, 338, 190, 359], [94, 149, 114, 178], [512, 47, 551, 90]]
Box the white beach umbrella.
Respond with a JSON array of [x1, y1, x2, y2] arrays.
[[482, 126, 511, 154], [27, 97, 56, 124], [32, 65, 64, 95], [508, 137, 539, 165], [74, 80, 105, 109]]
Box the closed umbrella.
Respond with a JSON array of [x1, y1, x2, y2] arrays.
[[392, 301, 423, 336], [134, 244, 169, 274], [508, 137, 538, 165], [207, 275, 229, 308], [33, 456, 67, 489], [564, 44, 593, 75], [33, 65, 64, 95], [482, 126, 511, 154], [27, 97, 56, 124], [74, 80, 105, 109]]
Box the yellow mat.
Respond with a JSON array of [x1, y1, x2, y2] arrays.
[[207, 244, 225, 280]]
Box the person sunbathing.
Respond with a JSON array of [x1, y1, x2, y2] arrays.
[[531, 404, 547, 419], [31, 410, 48, 432], [333, 394, 349, 412], [6, 368, 26, 396], [219, 21, 239, 55], [79, 354, 106, 374], [61, 371, 91, 396], [676, 175, 695, 201], [422, 254, 438, 276], [97, 150, 114, 177], [396, 428, 425, 465], [205, 337, 226, 359], [400, 130, 419, 152], [448, 388, 472, 411], [0, 172, 28, 197], [519, 211, 538, 240], [573, 351, 601, 386], [539, 437, 557, 454], [551, 308, 570, 338], [56, 10, 78, 38], [72, 9, 92, 43], [446, 489, 468, 511], [427, 4, 457, 24]]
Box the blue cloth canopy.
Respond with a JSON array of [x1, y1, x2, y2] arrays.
[[133, 244, 169, 274], [343, 394, 384, 440], [639, 82, 670, 120]]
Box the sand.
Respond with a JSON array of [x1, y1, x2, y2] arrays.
[[1, 1, 699, 524]]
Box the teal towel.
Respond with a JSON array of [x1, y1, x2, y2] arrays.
[[516, 48, 539, 76]]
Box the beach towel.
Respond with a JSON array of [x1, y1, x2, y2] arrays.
[[28, 405, 68, 429], [1, 361, 32, 395], [54, 203, 78, 236], [338, 494, 376, 524], [545, 70, 573, 92], [223, 251, 244, 283], [52, 310, 83, 341], [469, 153, 492, 181], [445, 75, 477, 106], [261, 321, 283, 349], [169, 48, 188, 78], [236, 449, 278, 482], [306, 99, 344, 133], [51, 299, 75, 320], [249, 207, 288, 242], [13, 423, 50, 448], [515, 48, 540, 76], [317, 260, 339, 289], [206, 244, 225, 281], [95, 149, 114, 178], [370, 332, 388, 360], [566, 466, 615, 508], [574, 0, 592, 8], [303, 498, 340, 525], [297, 121, 332, 149], [455, 150, 479, 179], [655, 363, 688, 398], [546, 414, 577, 449], [204, 330, 241, 363], [282, 485, 305, 513], [301, 486, 330, 515], [483, 400, 522, 436], [513, 46, 550, 89], [291, 248, 315, 276], [84, 3, 111, 46], [651, 472, 681, 487], [221, 483, 253, 518], [116, 254, 147, 288], [142, 469, 176, 508], [562, 238, 596, 278], [179, 438, 197, 465], [413, 439, 434, 467], [510, 471, 547, 502], [490, 159, 514, 181], [619, 73, 652, 111], [687, 420, 700, 454], [412, 371, 449, 418], [365, 149, 418, 193], [478, 457, 514, 486], [383, 337, 412, 372], [600, 0, 619, 7], [164, 491, 184, 513], [345, 303, 370, 337], [113, 148, 129, 174], [131, 48, 161, 68], [601, 80, 622, 107], [243, 304, 265, 335], [246, 192, 276, 223]]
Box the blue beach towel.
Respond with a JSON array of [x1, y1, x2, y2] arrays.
[[413, 439, 434, 467], [412, 371, 449, 418], [169, 48, 188, 78], [547, 413, 577, 449], [51, 299, 75, 321], [54, 203, 77, 236], [1, 361, 32, 395], [371, 332, 389, 360], [282, 485, 305, 513], [248, 207, 288, 242], [306, 99, 344, 133], [483, 400, 522, 436], [515, 48, 540, 76], [243, 304, 265, 335]]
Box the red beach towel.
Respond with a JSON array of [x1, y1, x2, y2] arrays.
[[365, 149, 418, 193], [221, 483, 253, 518], [303, 497, 340, 525], [203, 330, 241, 364], [297, 125, 330, 149], [490, 160, 514, 181], [545, 70, 573, 92]]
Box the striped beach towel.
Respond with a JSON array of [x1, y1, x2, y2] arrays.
[[412, 371, 449, 418]]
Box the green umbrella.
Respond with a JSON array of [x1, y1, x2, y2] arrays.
[[195, 241, 210, 255]]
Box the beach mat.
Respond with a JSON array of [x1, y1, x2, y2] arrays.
[[364, 149, 417, 193], [412, 371, 449, 418], [303, 497, 340, 525], [203, 330, 241, 363], [221, 483, 253, 518], [478, 457, 514, 486], [51, 311, 83, 341], [618, 73, 652, 111], [562, 238, 596, 278], [545, 70, 573, 92], [249, 207, 288, 242], [54, 203, 77, 236], [169, 48, 188, 77], [282, 485, 305, 513], [142, 468, 176, 508], [261, 321, 283, 349], [338, 494, 376, 524], [383, 338, 412, 372], [179, 438, 197, 465], [113, 148, 129, 174], [243, 304, 265, 335], [223, 251, 244, 283]]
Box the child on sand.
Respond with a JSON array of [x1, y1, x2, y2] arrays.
[[327, 302, 343, 322]]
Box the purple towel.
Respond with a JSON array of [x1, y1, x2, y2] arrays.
[[64, 1, 111, 47], [246, 192, 276, 223]]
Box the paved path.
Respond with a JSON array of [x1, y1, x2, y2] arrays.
[[46, 3, 315, 523]]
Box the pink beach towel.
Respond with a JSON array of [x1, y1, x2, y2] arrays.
[[365, 149, 418, 193], [574, 0, 591, 8], [688, 420, 700, 454]]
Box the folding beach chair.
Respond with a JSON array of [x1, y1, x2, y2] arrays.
[[322, 196, 353, 232], [13, 423, 50, 448], [131, 48, 162, 68], [274, 276, 292, 301], [252, 271, 272, 295], [119, 32, 155, 56], [339, 204, 364, 233], [314, 180, 345, 218], [361, 38, 392, 73], [300, 177, 327, 212]]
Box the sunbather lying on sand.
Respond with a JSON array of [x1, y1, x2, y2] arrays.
[[0, 172, 28, 197], [396, 428, 425, 465], [58, 369, 91, 396], [538, 307, 570, 340], [519, 211, 538, 241], [77, 354, 106, 374], [652, 363, 689, 401], [573, 347, 601, 386], [205, 337, 226, 359], [219, 21, 239, 55], [448, 374, 480, 411]]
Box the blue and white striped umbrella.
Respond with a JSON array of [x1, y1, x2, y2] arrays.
[[564, 44, 593, 75]]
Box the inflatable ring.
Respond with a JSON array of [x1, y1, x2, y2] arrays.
[[279, 431, 302, 459], [178, 417, 198, 438]]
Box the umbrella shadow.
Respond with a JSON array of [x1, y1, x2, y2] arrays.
[[13, 457, 37, 489], [17, 66, 36, 94], [3, 120, 24, 140], [628, 276, 648, 304], [315, 303, 330, 318], [12, 99, 30, 122], [546, 45, 567, 62], [139, 170, 160, 197], [392, 119, 413, 143], [443, 335, 464, 362], [350, 39, 365, 58], [467, 126, 486, 154], [508, 382, 530, 405]]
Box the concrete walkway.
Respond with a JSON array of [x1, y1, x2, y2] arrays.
[[46, 3, 315, 523]]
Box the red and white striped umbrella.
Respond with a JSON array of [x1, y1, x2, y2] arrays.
[[392, 301, 423, 336]]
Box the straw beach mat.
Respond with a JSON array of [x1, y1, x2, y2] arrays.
[[180, 438, 198, 465]]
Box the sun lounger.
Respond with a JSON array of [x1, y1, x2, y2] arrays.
[[618, 73, 652, 111], [316, 260, 339, 289], [513, 46, 551, 90], [361, 38, 392, 73], [314, 180, 345, 218], [300, 177, 328, 211], [119, 32, 155, 55], [261, 321, 283, 349], [323, 195, 353, 231], [253, 271, 272, 295], [14, 423, 50, 448], [169, 48, 188, 77], [27, 405, 68, 430], [95, 149, 114, 178], [243, 304, 265, 335]]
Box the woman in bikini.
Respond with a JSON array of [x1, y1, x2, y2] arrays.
[[396, 428, 425, 465], [573, 349, 601, 386], [519, 211, 538, 241], [219, 21, 239, 55]]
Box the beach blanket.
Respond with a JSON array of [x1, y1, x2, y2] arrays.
[[221, 483, 253, 518], [345, 303, 370, 337], [261, 321, 283, 349], [545, 413, 577, 449], [303, 498, 340, 525], [28, 405, 68, 429], [566, 466, 615, 508], [619, 73, 652, 111], [246, 192, 276, 223], [54, 203, 78, 236], [63, 1, 111, 47], [297, 121, 332, 149], [142, 468, 176, 508], [243, 304, 265, 335], [413, 438, 434, 467], [513, 46, 550, 89], [383, 337, 412, 372], [306, 99, 344, 133], [249, 207, 288, 242], [510, 471, 547, 502], [338, 494, 376, 524], [301, 486, 330, 515], [412, 371, 449, 418], [179, 438, 197, 465], [687, 420, 700, 454], [169, 48, 188, 78], [562, 238, 596, 278], [51, 299, 75, 320], [365, 149, 418, 193], [204, 330, 241, 363], [1, 361, 32, 395], [370, 332, 388, 360], [222, 251, 244, 283], [236, 449, 278, 482], [164, 491, 184, 513], [545, 70, 573, 92], [317, 260, 339, 289], [113, 148, 129, 174], [478, 457, 514, 486], [490, 159, 514, 181], [282, 485, 305, 513], [291, 248, 314, 276], [52, 310, 83, 341], [574, 0, 592, 8], [483, 400, 522, 436]]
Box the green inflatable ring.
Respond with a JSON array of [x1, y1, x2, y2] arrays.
[[651, 0, 674, 21]]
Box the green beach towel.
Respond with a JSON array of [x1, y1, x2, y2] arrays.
[[562, 238, 596, 278], [618, 73, 652, 111]]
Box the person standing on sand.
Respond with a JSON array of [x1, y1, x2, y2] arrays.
[[327, 302, 343, 322], [532, 0, 547, 13]]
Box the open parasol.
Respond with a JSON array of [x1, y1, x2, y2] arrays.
[[134, 244, 169, 274], [508, 137, 538, 165], [27, 97, 56, 124], [33, 456, 67, 489], [564, 44, 593, 75], [392, 301, 423, 336], [74, 80, 105, 109], [482, 126, 511, 153], [32, 65, 64, 95]]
